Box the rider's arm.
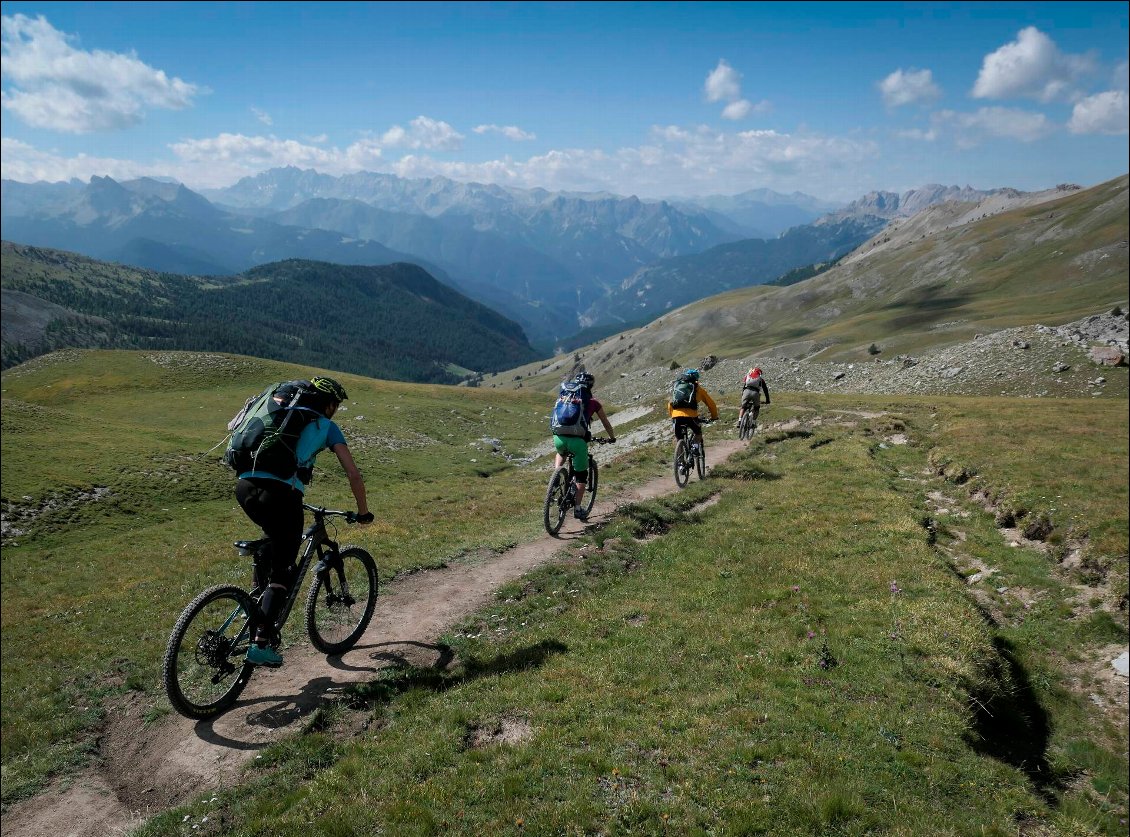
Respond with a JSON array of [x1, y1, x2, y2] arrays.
[[699, 388, 719, 420], [762, 380, 771, 403], [330, 443, 372, 522], [595, 406, 616, 441]]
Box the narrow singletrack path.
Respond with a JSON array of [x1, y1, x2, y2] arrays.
[[4, 439, 747, 837]]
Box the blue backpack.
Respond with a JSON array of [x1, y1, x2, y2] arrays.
[[550, 381, 591, 438]]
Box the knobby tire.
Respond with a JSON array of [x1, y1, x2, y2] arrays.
[[581, 458, 599, 516], [696, 443, 707, 480], [674, 439, 690, 488], [544, 467, 570, 536], [163, 584, 256, 720], [305, 546, 379, 654]]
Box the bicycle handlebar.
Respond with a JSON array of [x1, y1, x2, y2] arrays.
[[301, 504, 372, 524], [590, 436, 616, 444]]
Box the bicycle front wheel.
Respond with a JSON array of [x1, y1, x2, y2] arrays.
[[163, 585, 256, 719], [305, 547, 379, 654], [674, 440, 690, 488], [544, 467, 570, 536], [581, 458, 599, 516]]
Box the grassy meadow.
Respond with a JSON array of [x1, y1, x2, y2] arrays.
[[2, 350, 1127, 835]]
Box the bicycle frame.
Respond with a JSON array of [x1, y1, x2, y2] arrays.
[[244, 505, 347, 642]]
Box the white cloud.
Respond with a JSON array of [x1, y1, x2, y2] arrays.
[[704, 59, 742, 103], [0, 14, 200, 132], [380, 115, 464, 150], [879, 68, 941, 107], [251, 107, 272, 126], [473, 124, 536, 141], [1068, 90, 1129, 135], [2, 123, 878, 200], [722, 100, 752, 120], [972, 26, 1094, 103], [896, 127, 939, 141], [933, 107, 1053, 148], [704, 59, 765, 122]]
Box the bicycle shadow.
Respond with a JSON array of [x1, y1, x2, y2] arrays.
[[345, 638, 568, 709], [326, 639, 455, 674], [191, 639, 566, 748]]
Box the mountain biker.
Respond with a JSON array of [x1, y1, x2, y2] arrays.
[[737, 366, 771, 429], [234, 376, 373, 666], [668, 368, 718, 452], [552, 371, 616, 521]]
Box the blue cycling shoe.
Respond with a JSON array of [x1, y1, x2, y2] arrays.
[[246, 644, 284, 667]]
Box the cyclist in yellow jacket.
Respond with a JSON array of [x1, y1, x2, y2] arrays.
[[667, 368, 718, 453]]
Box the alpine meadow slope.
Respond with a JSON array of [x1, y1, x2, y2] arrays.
[[0, 244, 539, 382], [490, 173, 1129, 391]]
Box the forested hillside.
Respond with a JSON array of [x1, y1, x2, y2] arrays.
[[0, 243, 538, 382]]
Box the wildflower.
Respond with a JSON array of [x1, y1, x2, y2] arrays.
[[889, 581, 902, 594]]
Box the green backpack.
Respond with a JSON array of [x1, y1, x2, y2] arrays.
[[222, 380, 325, 482], [671, 374, 698, 408]]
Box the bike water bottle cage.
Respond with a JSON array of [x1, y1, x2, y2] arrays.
[[234, 537, 272, 557]]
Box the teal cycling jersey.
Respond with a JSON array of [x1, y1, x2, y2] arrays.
[[239, 416, 347, 493]]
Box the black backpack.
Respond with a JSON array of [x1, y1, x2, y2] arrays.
[[222, 380, 326, 482]]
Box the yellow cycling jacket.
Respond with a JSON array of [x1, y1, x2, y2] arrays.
[[668, 385, 718, 420]]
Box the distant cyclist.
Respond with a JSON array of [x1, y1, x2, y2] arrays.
[[234, 376, 373, 667], [551, 371, 616, 521], [737, 366, 770, 429], [667, 368, 718, 452]]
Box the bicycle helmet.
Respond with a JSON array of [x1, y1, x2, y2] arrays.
[[310, 376, 348, 403], [574, 371, 595, 388], [683, 368, 700, 381]]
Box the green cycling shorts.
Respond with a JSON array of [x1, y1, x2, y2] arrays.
[[553, 435, 589, 472]]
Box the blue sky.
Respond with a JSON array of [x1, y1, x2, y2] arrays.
[[1, 1, 1127, 202]]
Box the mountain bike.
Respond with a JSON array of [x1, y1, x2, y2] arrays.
[[674, 420, 710, 488], [544, 437, 613, 536], [163, 504, 378, 720], [738, 409, 758, 441]]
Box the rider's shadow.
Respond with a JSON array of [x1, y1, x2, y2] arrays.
[[194, 675, 340, 747], [344, 638, 568, 709], [328, 639, 456, 674]]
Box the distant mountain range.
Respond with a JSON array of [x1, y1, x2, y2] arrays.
[[0, 243, 538, 382], [2, 168, 1017, 350], [494, 173, 1128, 390]]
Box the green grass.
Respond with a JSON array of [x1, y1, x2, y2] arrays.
[[3, 352, 1127, 835]]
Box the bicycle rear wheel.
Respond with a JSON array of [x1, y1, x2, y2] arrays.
[[580, 458, 599, 516], [674, 439, 690, 488], [163, 585, 256, 719], [305, 547, 379, 654], [739, 413, 753, 440], [544, 467, 570, 535], [695, 444, 707, 480]]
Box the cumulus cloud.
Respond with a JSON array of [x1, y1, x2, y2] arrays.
[[1068, 90, 1129, 135], [933, 107, 1053, 148], [380, 115, 464, 150], [251, 107, 272, 126], [972, 26, 1094, 103], [704, 59, 765, 121], [879, 68, 941, 107], [0, 14, 200, 132], [473, 124, 536, 141], [704, 59, 742, 103], [895, 127, 939, 141]]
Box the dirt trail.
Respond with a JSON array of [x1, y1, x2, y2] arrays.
[[4, 440, 747, 837]]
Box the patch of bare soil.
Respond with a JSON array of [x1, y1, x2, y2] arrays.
[[2, 440, 745, 837]]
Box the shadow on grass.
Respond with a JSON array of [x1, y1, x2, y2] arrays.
[[344, 638, 568, 710], [966, 636, 1059, 803]]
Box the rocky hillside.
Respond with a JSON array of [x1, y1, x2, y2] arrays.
[[585, 309, 1129, 409]]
